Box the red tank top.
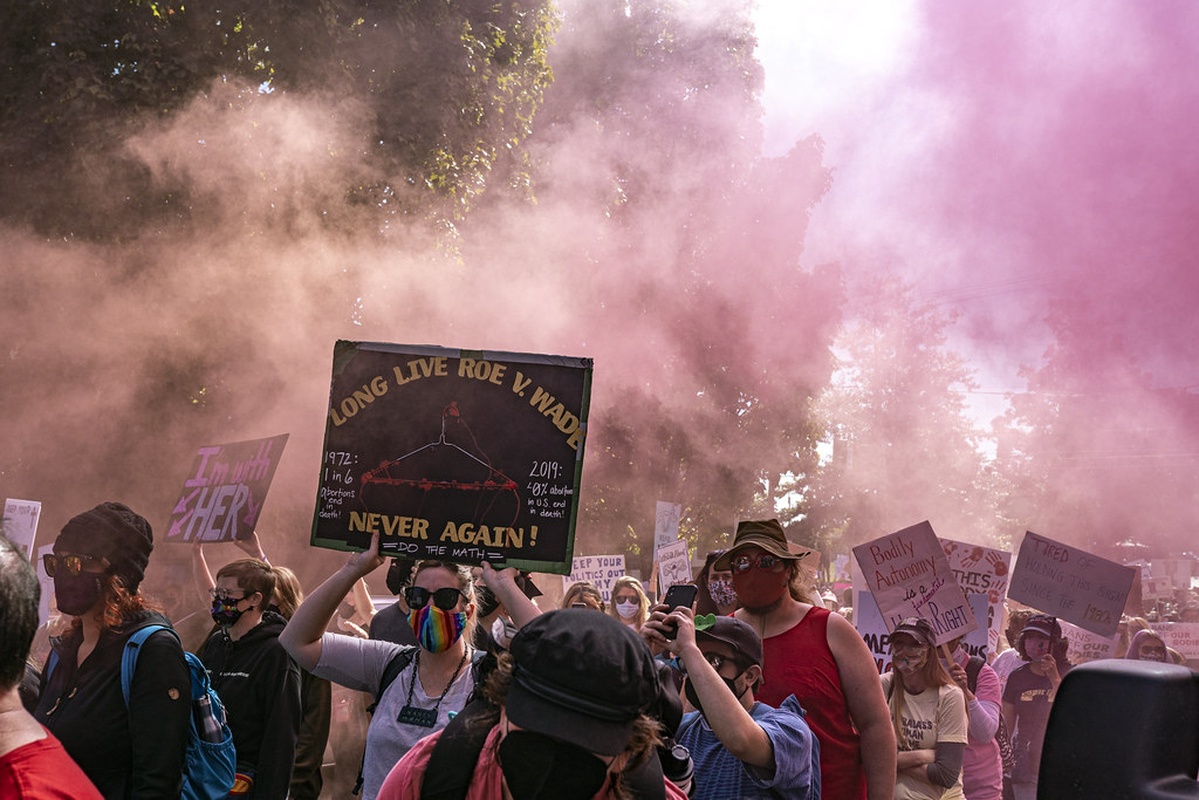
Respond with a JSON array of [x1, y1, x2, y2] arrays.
[[755, 605, 866, 800]]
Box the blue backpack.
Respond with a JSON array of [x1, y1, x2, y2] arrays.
[[47, 624, 237, 800]]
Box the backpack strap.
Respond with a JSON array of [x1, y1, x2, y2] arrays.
[[965, 655, 985, 695], [419, 698, 495, 800], [367, 645, 418, 713], [120, 624, 177, 706]]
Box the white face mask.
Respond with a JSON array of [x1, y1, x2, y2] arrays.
[[615, 600, 639, 620]]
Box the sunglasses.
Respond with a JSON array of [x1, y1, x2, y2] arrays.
[[43, 553, 106, 578], [404, 585, 465, 611], [890, 641, 928, 654], [209, 589, 249, 603], [680, 652, 734, 675], [729, 553, 784, 573]]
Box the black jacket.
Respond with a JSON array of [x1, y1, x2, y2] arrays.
[[198, 610, 302, 800], [34, 611, 190, 799]]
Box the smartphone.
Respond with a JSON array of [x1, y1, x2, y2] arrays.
[[660, 583, 698, 640]]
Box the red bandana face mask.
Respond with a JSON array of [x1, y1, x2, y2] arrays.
[[732, 568, 790, 610]]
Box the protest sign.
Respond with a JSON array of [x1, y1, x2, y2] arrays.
[[310, 341, 593, 574], [166, 434, 289, 543], [854, 587, 991, 673], [3, 498, 42, 559], [1157, 622, 1199, 663], [657, 539, 692, 593], [1143, 575, 1173, 603], [1008, 531, 1135, 636], [654, 501, 681, 559], [561, 554, 626, 603], [852, 520, 977, 644], [941, 538, 1011, 656], [1060, 619, 1118, 664]]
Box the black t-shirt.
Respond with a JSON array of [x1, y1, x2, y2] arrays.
[[1002, 662, 1067, 780]]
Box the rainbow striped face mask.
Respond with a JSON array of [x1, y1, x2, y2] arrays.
[[407, 603, 468, 653]]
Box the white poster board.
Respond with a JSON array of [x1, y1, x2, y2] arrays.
[[1157, 622, 1199, 662], [657, 539, 692, 593], [852, 520, 977, 644], [561, 554, 626, 603], [654, 501, 681, 558], [941, 538, 1012, 656], [3, 498, 42, 560], [1008, 531, 1135, 637], [1060, 619, 1119, 664]]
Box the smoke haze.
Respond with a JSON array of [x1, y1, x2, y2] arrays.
[[4, 0, 1199, 607]]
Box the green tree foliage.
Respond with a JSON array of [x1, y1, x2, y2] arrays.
[[806, 273, 992, 557], [0, 0, 557, 239]]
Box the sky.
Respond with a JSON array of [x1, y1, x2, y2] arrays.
[[752, 0, 1199, 425]]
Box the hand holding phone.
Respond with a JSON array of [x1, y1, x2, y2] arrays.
[[660, 584, 698, 640]]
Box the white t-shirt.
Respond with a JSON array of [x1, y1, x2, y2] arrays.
[[313, 633, 475, 800], [882, 673, 968, 800]]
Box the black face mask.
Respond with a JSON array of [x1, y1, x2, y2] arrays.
[[498, 729, 610, 800], [474, 584, 501, 619], [54, 572, 105, 616], [684, 672, 748, 720]]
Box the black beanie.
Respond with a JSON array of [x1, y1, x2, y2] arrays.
[[56, 502, 154, 592]]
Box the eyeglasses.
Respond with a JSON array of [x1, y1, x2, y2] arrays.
[[209, 589, 249, 603], [729, 553, 784, 573], [680, 652, 732, 675], [43, 553, 105, 578], [404, 585, 465, 611]]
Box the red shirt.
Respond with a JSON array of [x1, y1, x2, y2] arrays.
[[755, 606, 866, 800], [0, 728, 103, 799]]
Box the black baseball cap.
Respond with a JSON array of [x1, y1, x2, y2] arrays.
[[506, 608, 658, 756]]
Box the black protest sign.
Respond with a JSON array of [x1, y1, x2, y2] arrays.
[[310, 341, 592, 574], [166, 434, 290, 543]]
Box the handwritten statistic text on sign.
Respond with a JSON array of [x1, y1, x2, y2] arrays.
[[310, 341, 593, 575], [1008, 531, 1135, 637]]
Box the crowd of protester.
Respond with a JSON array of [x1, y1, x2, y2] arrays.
[[4, 504, 1197, 799]]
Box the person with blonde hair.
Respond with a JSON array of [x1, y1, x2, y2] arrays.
[[562, 580, 606, 612], [882, 618, 968, 800], [609, 575, 651, 631]]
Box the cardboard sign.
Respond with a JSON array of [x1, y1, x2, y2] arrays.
[[166, 434, 289, 543], [657, 539, 692, 593], [654, 501, 682, 558], [36, 543, 54, 628], [1060, 619, 1119, 664], [561, 554, 627, 603], [940, 538, 1011, 656], [310, 341, 592, 574], [1156, 622, 1199, 661], [1143, 576, 1174, 602], [855, 588, 991, 673], [3, 498, 42, 559], [852, 520, 977, 644], [1008, 531, 1135, 637]]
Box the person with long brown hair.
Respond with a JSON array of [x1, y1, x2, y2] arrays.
[[881, 618, 968, 800], [34, 502, 191, 798]]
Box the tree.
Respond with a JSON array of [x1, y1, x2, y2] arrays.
[[805, 273, 994, 558], [992, 303, 1199, 556], [0, 0, 557, 240]]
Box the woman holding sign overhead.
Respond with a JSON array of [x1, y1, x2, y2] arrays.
[[881, 617, 969, 800], [280, 531, 539, 800]]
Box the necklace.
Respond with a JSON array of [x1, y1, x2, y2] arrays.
[[397, 647, 470, 728]]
